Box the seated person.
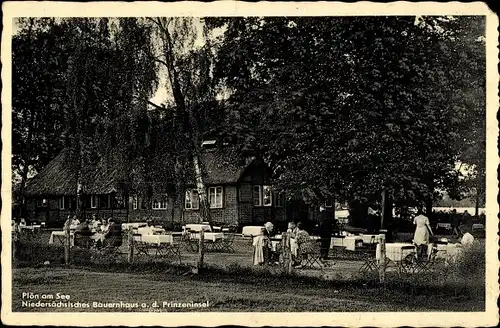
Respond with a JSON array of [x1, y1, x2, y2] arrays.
[[294, 222, 314, 266], [263, 222, 277, 237], [263, 222, 280, 263], [103, 218, 123, 247], [74, 218, 93, 248], [71, 215, 80, 227]]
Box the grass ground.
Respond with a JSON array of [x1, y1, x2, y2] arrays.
[[11, 230, 485, 312], [12, 266, 484, 312]]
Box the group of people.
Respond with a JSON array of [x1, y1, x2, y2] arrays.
[[66, 215, 122, 248], [413, 208, 475, 260], [254, 205, 335, 267]]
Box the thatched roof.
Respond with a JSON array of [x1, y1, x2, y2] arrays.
[[188, 148, 251, 185], [25, 147, 253, 196], [25, 150, 120, 196]]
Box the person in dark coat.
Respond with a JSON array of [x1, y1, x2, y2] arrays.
[[103, 218, 123, 247], [318, 206, 333, 260], [74, 217, 93, 248]]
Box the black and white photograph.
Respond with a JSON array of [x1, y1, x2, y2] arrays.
[[2, 2, 498, 327]]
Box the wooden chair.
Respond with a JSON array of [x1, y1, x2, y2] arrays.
[[93, 235, 125, 264], [132, 233, 149, 258], [221, 233, 236, 253], [298, 240, 324, 269]]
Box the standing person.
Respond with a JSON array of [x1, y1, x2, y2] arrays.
[[413, 208, 434, 260], [103, 218, 122, 247], [451, 209, 461, 238], [318, 205, 333, 260], [462, 210, 473, 227]]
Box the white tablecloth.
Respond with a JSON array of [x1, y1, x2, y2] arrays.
[[184, 224, 212, 232], [122, 222, 148, 230], [192, 232, 224, 242], [359, 234, 383, 244], [376, 243, 415, 262], [242, 226, 264, 237], [138, 227, 166, 235], [140, 234, 173, 245], [49, 231, 74, 246], [431, 243, 463, 261], [331, 236, 363, 251], [472, 223, 485, 230], [20, 225, 41, 232], [436, 223, 452, 229]]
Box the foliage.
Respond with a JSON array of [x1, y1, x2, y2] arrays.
[[211, 16, 485, 210]]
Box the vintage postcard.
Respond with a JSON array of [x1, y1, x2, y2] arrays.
[[1, 1, 499, 327]]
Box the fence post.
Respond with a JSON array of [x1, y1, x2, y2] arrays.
[[378, 233, 386, 283], [64, 221, 71, 265], [284, 232, 292, 274], [197, 230, 205, 271], [128, 229, 134, 263]]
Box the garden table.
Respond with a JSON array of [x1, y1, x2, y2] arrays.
[[436, 222, 452, 230], [122, 222, 148, 230], [472, 223, 484, 231], [140, 234, 173, 245], [184, 224, 212, 232], [138, 226, 166, 235], [376, 242, 415, 262], [242, 226, 265, 237], [331, 236, 362, 251], [49, 231, 74, 246], [191, 232, 224, 242], [359, 234, 383, 244]]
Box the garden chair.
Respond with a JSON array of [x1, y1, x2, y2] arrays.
[[73, 235, 92, 249], [221, 233, 236, 253], [164, 241, 182, 264], [132, 233, 149, 258], [93, 235, 125, 264], [298, 240, 324, 269]]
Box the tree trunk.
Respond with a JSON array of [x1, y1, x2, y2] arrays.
[[475, 188, 480, 216], [155, 18, 213, 229], [193, 155, 212, 228]]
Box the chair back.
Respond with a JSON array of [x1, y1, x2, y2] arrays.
[[105, 234, 123, 247]]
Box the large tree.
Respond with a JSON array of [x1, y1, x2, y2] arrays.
[[211, 16, 485, 222], [12, 19, 69, 211]]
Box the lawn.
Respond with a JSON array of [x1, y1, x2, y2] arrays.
[[11, 229, 485, 312], [12, 264, 484, 312]]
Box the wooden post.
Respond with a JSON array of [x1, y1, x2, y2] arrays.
[[127, 229, 134, 263], [378, 233, 386, 284], [380, 189, 386, 230], [64, 220, 71, 265], [197, 229, 205, 271], [285, 232, 292, 274]]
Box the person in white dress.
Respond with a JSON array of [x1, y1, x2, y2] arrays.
[[413, 209, 433, 260]]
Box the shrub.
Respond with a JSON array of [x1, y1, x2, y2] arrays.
[[14, 239, 65, 267]]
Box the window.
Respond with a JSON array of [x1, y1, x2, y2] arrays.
[[90, 195, 98, 209], [59, 196, 66, 210], [274, 192, 285, 208], [140, 197, 149, 210], [254, 185, 279, 207], [37, 199, 47, 207], [263, 185, 272, 207], [208, 186, 223, 208], [185, 189, 199, 210], [152, 195, 168, 210], [98, 195, 111, 208], [132, 196, 138, 210], [253, 186, 262, 206]]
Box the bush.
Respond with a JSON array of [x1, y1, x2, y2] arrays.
[[14, 239, 65, 267]]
